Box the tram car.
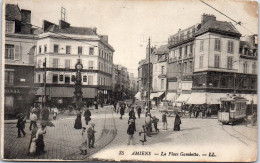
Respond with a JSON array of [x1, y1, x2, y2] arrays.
[[218, 95, 248, 124]]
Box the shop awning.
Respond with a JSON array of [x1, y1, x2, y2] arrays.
[[187, 93, 206, 104], [135, 92, 141, 100], [165, 92, 176, 102], [176, 94, 191, 103], [207, 93, 226, 104], [150, 92, 165, 100], [150, 93, 158, 100], [36, 87, 96, 98]]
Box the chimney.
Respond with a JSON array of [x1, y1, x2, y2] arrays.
[[20, 9, 31, 34], [59, 20, 70, 29], [101, 35, 108, 43], [92, 27, 97, 34], [201, 14, 216, 25], [21, 9, 31, 24]]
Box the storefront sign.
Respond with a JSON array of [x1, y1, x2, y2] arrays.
[[5, 88, 20, 94]]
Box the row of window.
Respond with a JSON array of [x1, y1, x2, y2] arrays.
[[168, 28, 196, 44], [37, 74, 112, 86], [169, 44, 193, 60], [199, 39, 234, 53], [194, 75, 257, 90], [37, 58, 113, 73], [178, 61, 193, 74], [38, 44, 95, 55], [98, 49, 113, 62]]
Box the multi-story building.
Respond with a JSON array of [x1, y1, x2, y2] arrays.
[[129, 73, 138, 98], [35, 19, 114, 108], [151, 45, 169, 104], [187, 14, 257, 112], [165, 14, 257, 114], [112, 64, 130, 100], [4, 4, 36, 118], [137, 47, 156, 101], [167, 24, 199, 103]]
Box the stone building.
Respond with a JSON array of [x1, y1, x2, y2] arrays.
[[35, 19, 114, 108], [151, 45, 169, 104], [4, 4, 36, 118]]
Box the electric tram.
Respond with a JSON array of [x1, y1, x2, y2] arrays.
[[218, 95, 248, 124]]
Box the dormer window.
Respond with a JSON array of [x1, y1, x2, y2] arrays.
[[6, 21, 14, 33]]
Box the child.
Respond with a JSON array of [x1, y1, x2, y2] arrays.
[[79, 127, 87, 155]]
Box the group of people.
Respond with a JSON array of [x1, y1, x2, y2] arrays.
[[125, 100, 182, 145], [73, 105, 96, 155], [188, 104, 212, 119], [16, 110, 48, 157]]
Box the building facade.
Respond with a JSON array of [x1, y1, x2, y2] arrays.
[[137, 47, 156, 101], [167, 24, 199, 102], [151, 45, 169, 103], [112, 64, 130, 100], [4, 4, 36, 118], [35, 20, 114, 108]]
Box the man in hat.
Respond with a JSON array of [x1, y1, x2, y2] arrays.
[[87, 123, 96, 148]]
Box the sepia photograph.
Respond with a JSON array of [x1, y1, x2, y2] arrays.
[[1, 0, 258, 162]]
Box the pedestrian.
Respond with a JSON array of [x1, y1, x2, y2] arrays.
[[162, 112, 168, 130], [152, 116, 159, 132], [100, 99, 104, 112], [87, 123, 96, 148], [74, 112, 82, 129], [145, 113, 152, 137], [173, 112, 181, 131], [94, 98, 98, 113], [28, 123, 38, 156], [113, 100, 117, 112], [36, 107, 41, 120], [29, 111, 37, 130], [129, 107, 136, 120], [120, 105, 125, 119], [137, 105, 142, 118], [84, 108, 91, 125], [53, 107, 59, 120], [16, 114, 26, 138], [79, 127, 88, 155], [35, 123, 47, 155], [127, 119, 136, 145], [42, 107, 50, 121]]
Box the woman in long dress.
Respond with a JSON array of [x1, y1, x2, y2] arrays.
[[79, 127, 88, 155], [74, 112, 82, 129], [173, 113, 181, 131], [35, 124, 47, 155]]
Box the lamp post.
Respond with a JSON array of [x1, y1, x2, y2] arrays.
[[74, 59, 83, 110], [147, 37, 151, 113]]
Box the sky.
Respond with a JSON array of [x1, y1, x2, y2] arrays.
[[5, 0, 258, 77]]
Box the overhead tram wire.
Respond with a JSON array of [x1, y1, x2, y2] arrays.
[[200, 0, 256, 35]]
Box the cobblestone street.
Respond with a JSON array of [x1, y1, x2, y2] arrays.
[[91, 109, 257, 162], [3, 106, 116, 161]]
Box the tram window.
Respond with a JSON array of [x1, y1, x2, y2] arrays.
[[230, 103, 235, 110]]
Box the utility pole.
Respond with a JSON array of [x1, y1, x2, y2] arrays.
[[233, 72, 236, 95], [147, 37, 151, 113], [43, 57, 47, 109]]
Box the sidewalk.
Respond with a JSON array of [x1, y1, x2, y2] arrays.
[[3, 106, 117, 161]]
